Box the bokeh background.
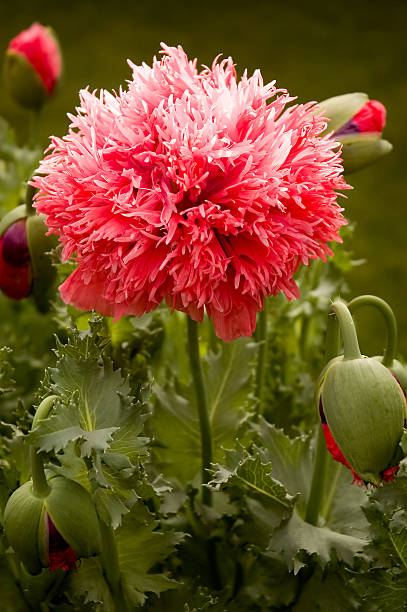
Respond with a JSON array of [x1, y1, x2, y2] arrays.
[[1, 0, 406, 354]]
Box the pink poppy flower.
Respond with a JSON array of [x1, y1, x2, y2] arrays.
[[33, 44, 348, 341]]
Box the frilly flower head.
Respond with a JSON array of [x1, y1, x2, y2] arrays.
[[33, 44, 348, 341]]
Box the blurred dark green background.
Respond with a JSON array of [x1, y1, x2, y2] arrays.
[[1, 0, 406, 355]]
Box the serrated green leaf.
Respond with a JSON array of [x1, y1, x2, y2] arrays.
[[67, 557, 115, 611], [116, 510, 185, 606], [51, 357, 128, 430], [355, 569, 407, 612], [152, 337, 257, 484], [226, 419, 370, 570], [362, 466, 407, 572], [28, 399, 118, 455], [145, 583, 222, 611], [94, 487, 130, 529], [210, 446, 294, 510], [292, 565, 360, 611], [269, 508, 366, 573]]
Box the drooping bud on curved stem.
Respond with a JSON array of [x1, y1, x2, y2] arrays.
[[348, 295, 397, 368], [317, 298, 406, 486]]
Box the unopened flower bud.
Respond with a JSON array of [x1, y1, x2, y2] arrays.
[[4, 476, 102, 574], [319, 93, 392, 173], [4, 23, 62, 110], [318, 356, 406, 485], [0, 206, 57, 310]]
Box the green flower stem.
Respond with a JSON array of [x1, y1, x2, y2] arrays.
[[99, 521, 130, 611], [330, 299, 361, 360], [305, 308, 341, 526], [348, 294, 397, 367], [30, 447, 50, 498], [255, 300, 268, 414], [28, 108, 41, 149], [304, 428, 329, 525], [30, 396, 58, 498], [187, 317, 212, 506]]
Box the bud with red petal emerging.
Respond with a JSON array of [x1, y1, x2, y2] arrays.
[[319, 93, 392, 173], [4, 23, 62, 110], [318, 355, 406, 486], [4, 476, 102, 575], [0, 205, 57, 311]]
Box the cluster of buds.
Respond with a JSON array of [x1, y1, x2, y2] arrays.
[[0, 200, 57, 311], [4, 22, 62, 110], [317, 299, 406, 486], [320, 92, 391, 173]]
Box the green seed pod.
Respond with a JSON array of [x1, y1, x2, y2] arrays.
[[320, 356, 406, 485], [4, 476, 102, 574]]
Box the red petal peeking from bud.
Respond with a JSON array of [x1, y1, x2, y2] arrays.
[[8, 23, 61, 95], [0, 237, 31, 299], [334, 100, 386, 138], [2, 220, 30, 267], [319, 398, 399, 487], [46, 513, 78, 572], [351, 100, 386, 133]]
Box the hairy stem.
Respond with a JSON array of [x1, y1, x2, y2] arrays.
[[330, 299, 361, 360], [99, 521, 130, 611], [305, 308, 341, 525], [255, 300, 268, 414], [30, 447, 50, 498], [187, 317, 212, 506]]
